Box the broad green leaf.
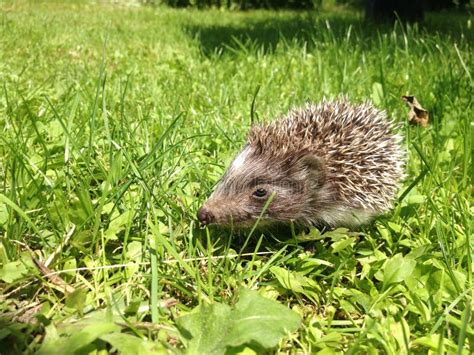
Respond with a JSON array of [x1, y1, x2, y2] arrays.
[[177, 302, 232, 355], [270, 266, 319, 300], [376, 224, 392, 241], [126, 241, 143, 260], [68, 198, 91, 225], [105, 210, 133, 239], [100, 332, 166, 355], [383, 254, 416, 289], [0, 253, 34, 283], [387, 221, 403, 233], [406, 194, 426, 205], [301, 258, 334, 268], [43, 120, 63, 140], [443, 270, 467, 298], [318, 332, 342, 345], [65, 288, 88, 314], [62, 257, 77, 278], [331, 237, 355, 253], [323, 228, 350, 241], [270, 266, 305, 293], [38, 322, 121, 355], [296, 227, 324, 242], [0, 260, 28, 283], [176, 289, 301, 354], [312, 347, 336, 355], [391, 317, 410, 351], [228, 346, 257, 355], [226, 288, 301, 349], [371, 82, 384, 106], [412, 334, 459, 353]]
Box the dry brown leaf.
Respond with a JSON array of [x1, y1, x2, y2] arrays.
[[0, 301, 42, 325], [115, 321, 169, 331], [161, 298, 178, 308], [402, 95, 429, 127], [15, 303, 43, 324], [32, 256, 76, 294]]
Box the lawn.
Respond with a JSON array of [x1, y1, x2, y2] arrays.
[[0, 1, 472, 353]]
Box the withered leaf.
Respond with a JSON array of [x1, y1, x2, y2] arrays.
[[32, 256, 76, 294], [402, 95, 429, 127]]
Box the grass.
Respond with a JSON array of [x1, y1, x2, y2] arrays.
[[0, 0, 472, 353]]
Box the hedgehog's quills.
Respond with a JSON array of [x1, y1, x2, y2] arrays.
[[197, 99, 405, 229]]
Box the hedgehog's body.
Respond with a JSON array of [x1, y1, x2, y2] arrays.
[[197, 99, 405, 228]]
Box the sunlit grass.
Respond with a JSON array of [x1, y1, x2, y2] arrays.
[[0, 1, 472, 353]]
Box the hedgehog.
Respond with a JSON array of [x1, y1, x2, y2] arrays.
[[197, 99, 405, 228]]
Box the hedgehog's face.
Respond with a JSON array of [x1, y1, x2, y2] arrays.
[[197, 146, 326, 228]]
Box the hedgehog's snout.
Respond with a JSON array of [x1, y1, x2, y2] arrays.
[[197, 206, 215, 226]]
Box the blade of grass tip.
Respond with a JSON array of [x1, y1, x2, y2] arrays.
[[100, 230, 109, 293], [118, 143, 179, 221], [206, 227, 214, 302], [101, 69, 112, 160], [399, 315, 410, 354], [456, 297, 471, 355], [0, 193, 43, 240], [397, 167, 428, 203], [412, 142, 432, 174], [3, 82, 10, 115], [91, 179, 111, 244], [23, 96, 49, 171], [214, 121, 234, 144], [250, 84, 260, 125], [89, 47, 107, 163], [44, 94, 76, 152], [119, 199, 135, 269], [436, 321, 445, 355], [21, 153, 53, 188], [463, 115, 472, 188], [250, 245, 288, 287], [457, 198, 472, 285], [113, 308, 146, 339], [454, 43, 472, 85], [412, 141, 444, 189], [147, 219, 195, 277], [139, 112, 183, 170], [120, 72, 131, 121], [220, 42, 240, 56], [229, 35, 250, 56], [65, 94, 80, 165], [106, 178, 135, 219], [10, 141, 70, 235], [23, 74, 54, 102], [430, 287, 472, 335], [45, 96, 101, 187], [238, 192, 276, 256], [186, 219, 197, 262], [243, 233, 264, 278], [150, 244, 159, 323]]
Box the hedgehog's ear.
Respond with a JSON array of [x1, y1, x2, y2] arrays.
[[300, 154, 326, 188]]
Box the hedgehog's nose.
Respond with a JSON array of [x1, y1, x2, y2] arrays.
[[197, 207, 214, 226]]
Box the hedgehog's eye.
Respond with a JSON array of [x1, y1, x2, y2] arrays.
[[253, 188, 267, 198]]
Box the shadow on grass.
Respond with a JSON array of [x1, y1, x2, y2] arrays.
[[185, 10, 473, 57], [0, 316, 40, 354], [185, 12, 354, 56], [194, 222, 327, 256]]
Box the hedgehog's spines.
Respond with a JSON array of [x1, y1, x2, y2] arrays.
[[247, 98, 405, 213]]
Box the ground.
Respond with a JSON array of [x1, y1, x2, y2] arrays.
[[0, 1, 472, 353]]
